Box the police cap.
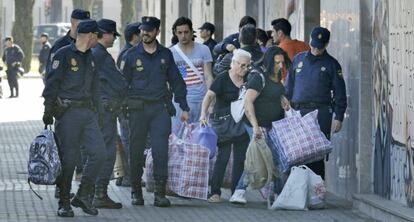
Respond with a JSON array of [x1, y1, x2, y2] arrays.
[[310, 26, 330, 49], [40, 32, 49, 38], [198, 22, 215, 34], [124, 22, 141, 38], [97, 19, 121, 36], [140, 16, 160, 31], [71, 9, 90, 20], [77, 19, 101, 34]]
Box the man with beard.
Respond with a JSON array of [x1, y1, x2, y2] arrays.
[[120, 16, 189, 207]]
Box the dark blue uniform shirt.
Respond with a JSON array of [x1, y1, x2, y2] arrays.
[[46, 31, 75, 73], [39, 42, 51, 65], [42, 43, 97, 107], [117, 42, 133, 69], [213, 32, 240, 55], [120, 41, 189, 111], [2, 44, 24, 67], [285, 50, 347, 121], [92, 43, 127, 100]]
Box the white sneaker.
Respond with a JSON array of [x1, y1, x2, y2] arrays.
[[230, 189, 247, 205]]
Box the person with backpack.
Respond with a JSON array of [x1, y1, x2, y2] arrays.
[[229, 46, 291, 204]]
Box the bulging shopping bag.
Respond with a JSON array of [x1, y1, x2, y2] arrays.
[[304, 165, 326, 209], [191, 124, 218, 159], [271, 166, 308, 210]]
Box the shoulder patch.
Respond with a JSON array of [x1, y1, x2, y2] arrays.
[[337, 69, 343, 77], [52, 60, 59, 69]]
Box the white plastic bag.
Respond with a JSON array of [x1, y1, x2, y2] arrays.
[[304, 166, 326, 209], [271, 166, 308, 210]]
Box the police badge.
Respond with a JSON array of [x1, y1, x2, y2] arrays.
[[136, 59, 144, 71], [71, 58, 79, 71]]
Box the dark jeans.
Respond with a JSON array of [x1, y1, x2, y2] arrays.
[[210, 135, 249, 195], [6, 69, 18, 96]]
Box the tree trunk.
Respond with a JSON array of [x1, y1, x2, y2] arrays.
[[12, 0, 35, 73], [120, 0, 135, 49], [72, 0, 95, 11]]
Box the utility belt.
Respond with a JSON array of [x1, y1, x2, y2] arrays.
[[57, 98, 95, 110], [292, 102, 332, 110], [102, 99, 124, 113], [126, 96, 176, 117]]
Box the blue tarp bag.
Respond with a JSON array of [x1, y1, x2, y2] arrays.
[[191, 124, 218, 159]]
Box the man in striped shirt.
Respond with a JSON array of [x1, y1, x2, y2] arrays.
[[170, 17, 213, 135]]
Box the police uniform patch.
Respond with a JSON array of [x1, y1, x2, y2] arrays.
[[136, 59, 144, 71], [321, 66, 326, 72], [71, 58, 79, 71], [298, 61, 303, 68], [337, 69, 343, 77], [52, 60, 59, 69]]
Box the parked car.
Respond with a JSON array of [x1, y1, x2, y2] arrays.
[[32, 23, 70, 55]]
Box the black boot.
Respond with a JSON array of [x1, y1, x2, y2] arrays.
[[154, 180, 171, 207], [71, 183, 98, 215], [93, 185, 122, 209], [131, 183, 144, 205], [54, 186, 75, 199], [57, 184, 74, 217]]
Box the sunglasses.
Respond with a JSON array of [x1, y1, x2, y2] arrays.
[[235, 60, 252, 70]]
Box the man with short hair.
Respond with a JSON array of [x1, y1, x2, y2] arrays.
[[198, 22, 217, 58], [121, 16, 189, 207], [271, 18, 310, 82], [38, 33, 51, 76], [115, 21, 141, 187], [42, 19, 104, 217], [46, 9, 90, 73], [214, 24, 263, 75], [285, 27, 347, 179], [170, 16, 213, 135], [2, 36, 24, 98], [92, 18, 126, 209]]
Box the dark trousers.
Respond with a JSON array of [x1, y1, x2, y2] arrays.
[[55, 108, 105, 194], [96, 110, 118, 186], [6, 69, 18, 96], [210, 135, 249, 195], [129, 102, 171, 187], [299, 106, 333, 179]]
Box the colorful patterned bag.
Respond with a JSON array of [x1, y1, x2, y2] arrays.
[[269, 110, 332, 172], [146, 134, 210, 200]]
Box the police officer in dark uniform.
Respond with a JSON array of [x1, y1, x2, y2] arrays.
[[2, 36, 24, 98], [284, 27, 347, 179], [38, 33, 51, 76], [91, 18, 126, 209], [46, 9, 90, 73], [120, 16, 189, 207], [115, 21, 141, 187], [42, 20, 105, 217]]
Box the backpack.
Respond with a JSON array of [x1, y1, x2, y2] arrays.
[[27, 127, 61, 199]]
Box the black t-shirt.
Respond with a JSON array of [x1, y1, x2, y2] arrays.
[[210, 72, 240, 114], [245, 72, 285, 127]]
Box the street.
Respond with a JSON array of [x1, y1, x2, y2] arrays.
[[0, 78, 375, 222]]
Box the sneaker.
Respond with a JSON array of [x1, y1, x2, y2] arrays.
[[207, 194, 221, 203], [229, 189, 247, 205]]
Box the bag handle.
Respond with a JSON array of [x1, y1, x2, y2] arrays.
[[173, 44, 204, 83]]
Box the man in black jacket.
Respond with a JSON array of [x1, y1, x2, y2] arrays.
[[38, 33, 51, 77], [213, 24, 263, 76], [2, 36, 24, 98]]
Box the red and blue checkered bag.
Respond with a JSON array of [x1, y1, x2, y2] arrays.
[[269, 110, 332, 172], [146, 134, 210, 200]]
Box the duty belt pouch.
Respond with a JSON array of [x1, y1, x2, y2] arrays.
[[54, 98, 70, 119], [127, 99, 144, 111]]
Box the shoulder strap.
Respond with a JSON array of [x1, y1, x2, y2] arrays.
[[173, 44, 204, 83]]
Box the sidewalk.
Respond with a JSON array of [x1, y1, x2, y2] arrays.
[[0, 79, 376, 222]]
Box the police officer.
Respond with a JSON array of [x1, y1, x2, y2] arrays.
[[2, 36, 24, 98], [91, 18, 126, 209], [120, 16, 189, 207], [115, 21, 141, 187], [42, 20, 105, 217], [284, 27, 347, 179], [38, 33, 51, 77], [46, 9, 90, 73]]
